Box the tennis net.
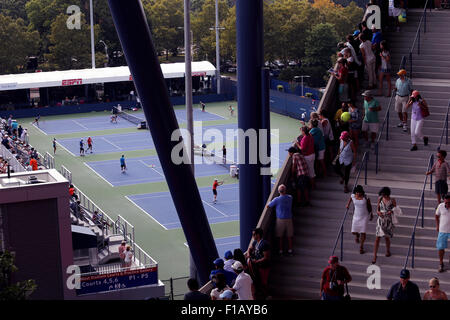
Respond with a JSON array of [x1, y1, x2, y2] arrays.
[[193, 145, 237, 172], [113, 106, 145, 126]]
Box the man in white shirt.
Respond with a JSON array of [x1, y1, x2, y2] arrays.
[[436, 194, 450, 272], [231, 261, 254, 300]]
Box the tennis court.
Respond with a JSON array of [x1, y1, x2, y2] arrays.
[[184, 236, 241, 258], [34, 109, 225, 135], [127, 183, 239, 230]]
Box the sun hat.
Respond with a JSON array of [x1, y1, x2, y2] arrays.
[[361, 90, 373, 97], [397, 69, 407, 76]]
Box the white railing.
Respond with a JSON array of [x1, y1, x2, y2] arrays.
[[0, 144, 26, 173], [61, 165, 72, 184]]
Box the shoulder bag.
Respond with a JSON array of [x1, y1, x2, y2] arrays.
[[419, 100, 430, 118]]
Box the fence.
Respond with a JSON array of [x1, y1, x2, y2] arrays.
[[269, 89, 318, 120], [0, 144, 26, 173], [161, 276, 190, 300]]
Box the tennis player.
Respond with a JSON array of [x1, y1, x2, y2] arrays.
[[212, 178, 224, 204], [53, 138, 57, 154], [79, 139, 85, 156], [87, 137, 93, 153], [120, 155, 127, 173]]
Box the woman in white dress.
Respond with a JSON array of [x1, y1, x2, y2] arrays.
[[346, 185, 373, 254]]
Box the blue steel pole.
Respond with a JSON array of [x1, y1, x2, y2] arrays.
[[107, 0, 218, 285], [237, 0, 265, 250], [261, 68, 271, 207]]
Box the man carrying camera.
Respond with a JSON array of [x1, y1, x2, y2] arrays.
[[320, 256, 352, 300]]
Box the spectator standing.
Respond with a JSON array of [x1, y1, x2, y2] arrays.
[[343, 49, 358, 102], [406, 90, 429, 151], [359, 33, 377, 89], [334, 103, 350, 136], [435, 195, 450, 273], [378, 40, 392, 97], [348, 102, 361, 152], [17, 125, 23, 140], [346, 185, 373, 254], [267, 184, 294, 255], [29, 157, 38, 171], [361, 90, 381, 150], [231, 261, 254, 300], [298, 126, 316, 189], [334, 131, 356, 193], [332, 58, 350, 103], [394, 69, 413, 132], [373, 187, 396, 264], [223, 250, 236, 272], [79, 139, 85, 156], [222, 145, 227, 163], [53, 138, 57, 154], [289, 147, 310, 207], [210, 273, 231, 300], [423, 278, 448, 300], [233, 248, 249, 273], [119, 241, 126, 267], [245, 228, 270, 298], [209, 258, 237, 287], [184, 278, 210, 300], [319, 110, 335, 164], [124, 245, 133, 268], [426, 150, 450, 205], [371, 26, 383, 72], [320, 256, 352, 301], [310, 119, 327, 177], [387, 269, 421, 301]]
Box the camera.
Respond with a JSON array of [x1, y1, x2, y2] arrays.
[[329, 281, 339, 291]]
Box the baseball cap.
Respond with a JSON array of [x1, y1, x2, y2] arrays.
[[219, 289, 234, 299], [224, 250, 233, 259], [353, 30, 360, 36], [397, 69, 407, 76], [213, 258, 224, 267], [361, 90, 373, 97], [328, 255, 339, 264], [400, 269, 410, 279], [232, 261, 244, 271], [411, 90, 420, 98]]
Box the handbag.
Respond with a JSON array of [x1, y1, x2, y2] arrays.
[[365, 196, 372, 213], [419, 101, 430, 118]]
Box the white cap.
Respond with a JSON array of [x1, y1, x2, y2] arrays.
[[232, 261, 243, 271]]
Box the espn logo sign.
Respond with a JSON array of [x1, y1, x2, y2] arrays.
[[62, 79, 83, 86]]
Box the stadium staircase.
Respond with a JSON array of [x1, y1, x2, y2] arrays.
[[269, 8, 450, 300]]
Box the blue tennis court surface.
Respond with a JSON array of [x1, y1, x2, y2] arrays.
[[58, 123, 239, 156], [127, 184, 239, 230], [35, 109, 224, 135], [85, 143, 291, 186], [184, 236, 241, 258], [85, 154, 231, 186]]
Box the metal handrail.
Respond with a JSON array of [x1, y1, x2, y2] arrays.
[[405, 0, 432, 78], [374, 89, 396, 173], [331, 151, 369, 261], [437, 100, 450, 151], [403, 154, 434, 269]]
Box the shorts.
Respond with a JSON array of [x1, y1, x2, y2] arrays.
[[436, 232, 450, 250], [213, 189, 217, 196], [121, 164, 126, 169], [88, 144, 92, 148], [317, 149, 325, 160], [304, 153, 316, 178], [435, 180, 448, 196], [381, 67, 391, 74], [297, 175, 310, 190], [276, 218, 294, 237], [80, 147, 84, 152], [395, 95, 409, 113], [361, 121, 379, 133]]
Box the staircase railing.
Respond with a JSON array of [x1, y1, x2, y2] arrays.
[[374, 89, 395, 174], [405, 0, 432, 78], [403, 154, 434, 269], [331, 151, 369, 261], [437, 100, 450, 151]]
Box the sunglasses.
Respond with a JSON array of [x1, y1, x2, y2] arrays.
[[430, 285, 436, 288]]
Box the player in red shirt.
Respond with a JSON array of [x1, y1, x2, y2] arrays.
[[212, 178, 224, 204], [86, 137, 93, 153]]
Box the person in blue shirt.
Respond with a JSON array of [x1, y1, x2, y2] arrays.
[[79, 139, 85, 156], [309, 119, 327, 177], [267, 184, 294, 255], [209, 258, 237, 288], [120, 155, 126, 173], [387, 269, 421, 301]]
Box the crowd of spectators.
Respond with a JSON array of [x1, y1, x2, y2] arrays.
[[0, 115, 40, 173]]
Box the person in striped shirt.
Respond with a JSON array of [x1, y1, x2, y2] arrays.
[[427, 150, 450, 206], [289, 147, 310, 207]]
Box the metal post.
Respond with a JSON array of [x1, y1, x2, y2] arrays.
[[430, 155, 434, 191], [375, 143, 379, 174], [90, 0, 96, 69], [412, 234, 415, 268], [364, 153, 368, 185], [386, 109, 390, 141], [170, 278, 174, 300], [215, 0, 221, 94], [107, 0, 218, 284], [424, 8, 427, 33], [409, 52, 413, 78], [184, 0, 194, 175], [418, 30, 420, 55], [261, 68, 271, 206], [421, 193, 425, 228], [446, 113, 449, 145], [340, 227, 344, 261]]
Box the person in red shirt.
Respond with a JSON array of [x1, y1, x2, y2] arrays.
[[212, 178, 224, 204], [29, 157, 38, 171], [298, 126, 316, 189], [320, 256, 352, 300], [86, 137, 93, 153]]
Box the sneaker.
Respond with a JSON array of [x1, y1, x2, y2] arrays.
[[287, 249, 293, 256], [439, 263, 445, 273], [424, 137, 429, 146], [397, 122, 404, 128], [403, 124, 408, 132], [410, 145, 418, 151]]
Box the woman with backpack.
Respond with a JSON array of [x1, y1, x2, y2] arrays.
[[346, 185, 373, 254], [406, 90, 429, 151]]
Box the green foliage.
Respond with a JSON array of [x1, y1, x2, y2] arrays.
[[304, 23, 339, 67], [0, 250, 37, 300], [0, 0, 29, 21], [0, 14, 40, 74]]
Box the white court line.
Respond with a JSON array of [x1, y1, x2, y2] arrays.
[[109, 177, 162, 185], [125, 195, 168, 231], [56, 141, 77, 157], [202, 200, 228, 218], [83, 162, 114, 187], [32, 123, 48, 136], [200, 110, 226, 120], [72, 119, 89, 130], [138, 160, 164, 178], [101, 137, 122, 150]]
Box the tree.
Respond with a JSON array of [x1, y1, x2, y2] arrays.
[[0, 14, 40, 74], [0, 0, 29, 21], [44, 13, 105, 70], [144, 0, 184, 60], [220, 5, 236, 63], [0, 250, 37, 300]]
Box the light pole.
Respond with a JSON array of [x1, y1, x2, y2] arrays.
[[89, 0, 95, 69], [99, 40, 109, 67], [294, 75, 311, 97], [208, 0, 225, 94]]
